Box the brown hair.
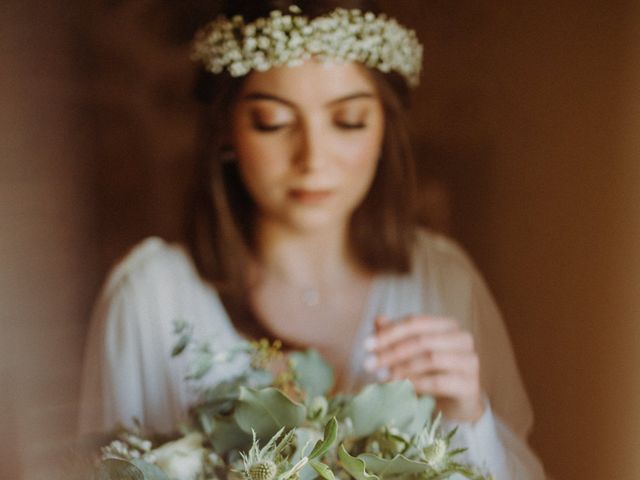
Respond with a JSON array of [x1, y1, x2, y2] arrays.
[[185, 0, 418, 334]]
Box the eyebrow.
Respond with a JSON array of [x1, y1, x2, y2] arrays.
[[241, 91, 376, 108]]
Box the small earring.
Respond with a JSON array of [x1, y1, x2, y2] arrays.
[[220, 148, 236, 163]]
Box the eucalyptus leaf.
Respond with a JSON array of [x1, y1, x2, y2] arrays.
[[95, 458, 144, 480], [291, 427, 322, 480], [171, 333, 190, 356], [405, 395, 436, 436], [309, 459, 336, 480], [429, 464, 485, 480], [298, 464, 320, 480], [293, 427, 322, 462], [171, 320, 193, 357], [199, 378, 244, 414], [204, 413, 253, 453], [358, 454, 434, 477], [130, 460, 171, 480], [294, 428, 324, 480], [289, 350, 334, 398], [187, 350, 214, 380], [235, 386, 307, 439], [338, 445, 379, 480], [245, 368, 275, 389], [341, 380, 417, 438], [309, 417, 338, 459]]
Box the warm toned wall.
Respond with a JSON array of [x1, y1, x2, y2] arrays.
[[0, 2, 97, 478], [604, 10, 640, 477], [480, 6, 640, 478], [479, 6, 639, 478], [3, 1, 640, 479]]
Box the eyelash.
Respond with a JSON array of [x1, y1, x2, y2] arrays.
[[253, 123, 288, 132], [252, 121, 367, 133], [335, 122, 367, 130]]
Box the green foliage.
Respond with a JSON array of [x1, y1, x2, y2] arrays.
[[95, 458, 169, 480], [405, 397, 436, 437], [95, 326, 492, 480], [338, 445, 380, 480], [309, 459, 336, 480], [358, 454, 436, 477], [235, 387, 307, 439], [341, 380, 419, 438], [200, 412, 252, 453], [309, 417, 338, 459], [289, 349, 334, 398], [171, 320, 192, 357], [130, 460, 172, 480]]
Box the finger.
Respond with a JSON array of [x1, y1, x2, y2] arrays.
[[390, 351, 480, 379], [363, 315, 391, 351], [411, 372, 480, 399], [375, 330, 475, 367], [374, 314, 391, 330], [368, 315, 458, 352]]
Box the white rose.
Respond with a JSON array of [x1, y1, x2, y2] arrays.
[[152, 432, 206, 480]]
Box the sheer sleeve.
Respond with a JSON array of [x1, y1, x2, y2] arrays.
[[78, 238, 242, 437], [415, 231, 547, 479]]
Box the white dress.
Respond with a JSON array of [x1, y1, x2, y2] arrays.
[[79, 229, 547, 479]]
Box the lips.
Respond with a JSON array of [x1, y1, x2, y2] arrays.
[[288, 188, 333, 203]]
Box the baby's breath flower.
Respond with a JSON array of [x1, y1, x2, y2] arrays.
[[191, 6, 423, 87]]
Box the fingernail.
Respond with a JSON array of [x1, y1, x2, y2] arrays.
[[364, 336, 377, 351], [376, 367, 390, 382], [364, 354, 377, 372]]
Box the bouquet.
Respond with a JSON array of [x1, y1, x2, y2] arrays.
[[92, 321, 492, 480]]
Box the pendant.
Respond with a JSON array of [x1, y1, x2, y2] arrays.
[[301, 287, 321, 307]]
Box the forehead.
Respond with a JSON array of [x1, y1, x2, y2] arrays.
[[238, 60, 378, 106]]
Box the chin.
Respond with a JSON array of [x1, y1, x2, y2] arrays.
[[282, 208, 349, 233]]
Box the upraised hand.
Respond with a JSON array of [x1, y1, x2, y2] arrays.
[[364, 315, 485, 423]]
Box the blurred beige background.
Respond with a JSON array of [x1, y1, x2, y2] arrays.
[[1, 1, 640, 478]]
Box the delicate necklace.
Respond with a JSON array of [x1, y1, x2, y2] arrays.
[[301, 287, 321, 308]]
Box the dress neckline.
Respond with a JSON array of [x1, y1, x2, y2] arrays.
[[197, 250, 389, 393], [341, 272, 387, 393]]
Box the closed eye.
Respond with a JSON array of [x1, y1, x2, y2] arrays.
[[252, 122, 290, 132], [336, 122, 367, 130]]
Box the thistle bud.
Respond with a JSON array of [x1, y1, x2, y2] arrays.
[[249, 460, 278, 480], [423, 438, 447, 471]]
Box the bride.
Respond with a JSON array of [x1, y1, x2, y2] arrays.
[[79, 1, 546, 478]]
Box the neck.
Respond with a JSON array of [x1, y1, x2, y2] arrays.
[[253, 219, 362, 287]]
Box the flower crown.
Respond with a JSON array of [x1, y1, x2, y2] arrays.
[[191, 5, 423, 87]]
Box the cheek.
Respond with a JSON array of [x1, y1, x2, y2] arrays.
[[232, 122, 286, 188], [338, 127, 384, 184], [236, 145, 281, 191], [234, 139, 295, 211]]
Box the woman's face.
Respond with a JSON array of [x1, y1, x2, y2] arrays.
[[231, 60, 385, 233]]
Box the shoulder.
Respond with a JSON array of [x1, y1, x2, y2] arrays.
[[412, 228, 478, 277], [92, 236, 233, 345], [409, 229, 485, 323], [102, 236, 200, 298]]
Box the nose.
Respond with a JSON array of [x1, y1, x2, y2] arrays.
[[293, 120, 327, 173]]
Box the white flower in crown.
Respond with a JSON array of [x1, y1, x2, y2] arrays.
[[191, 5, 423, 87]]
